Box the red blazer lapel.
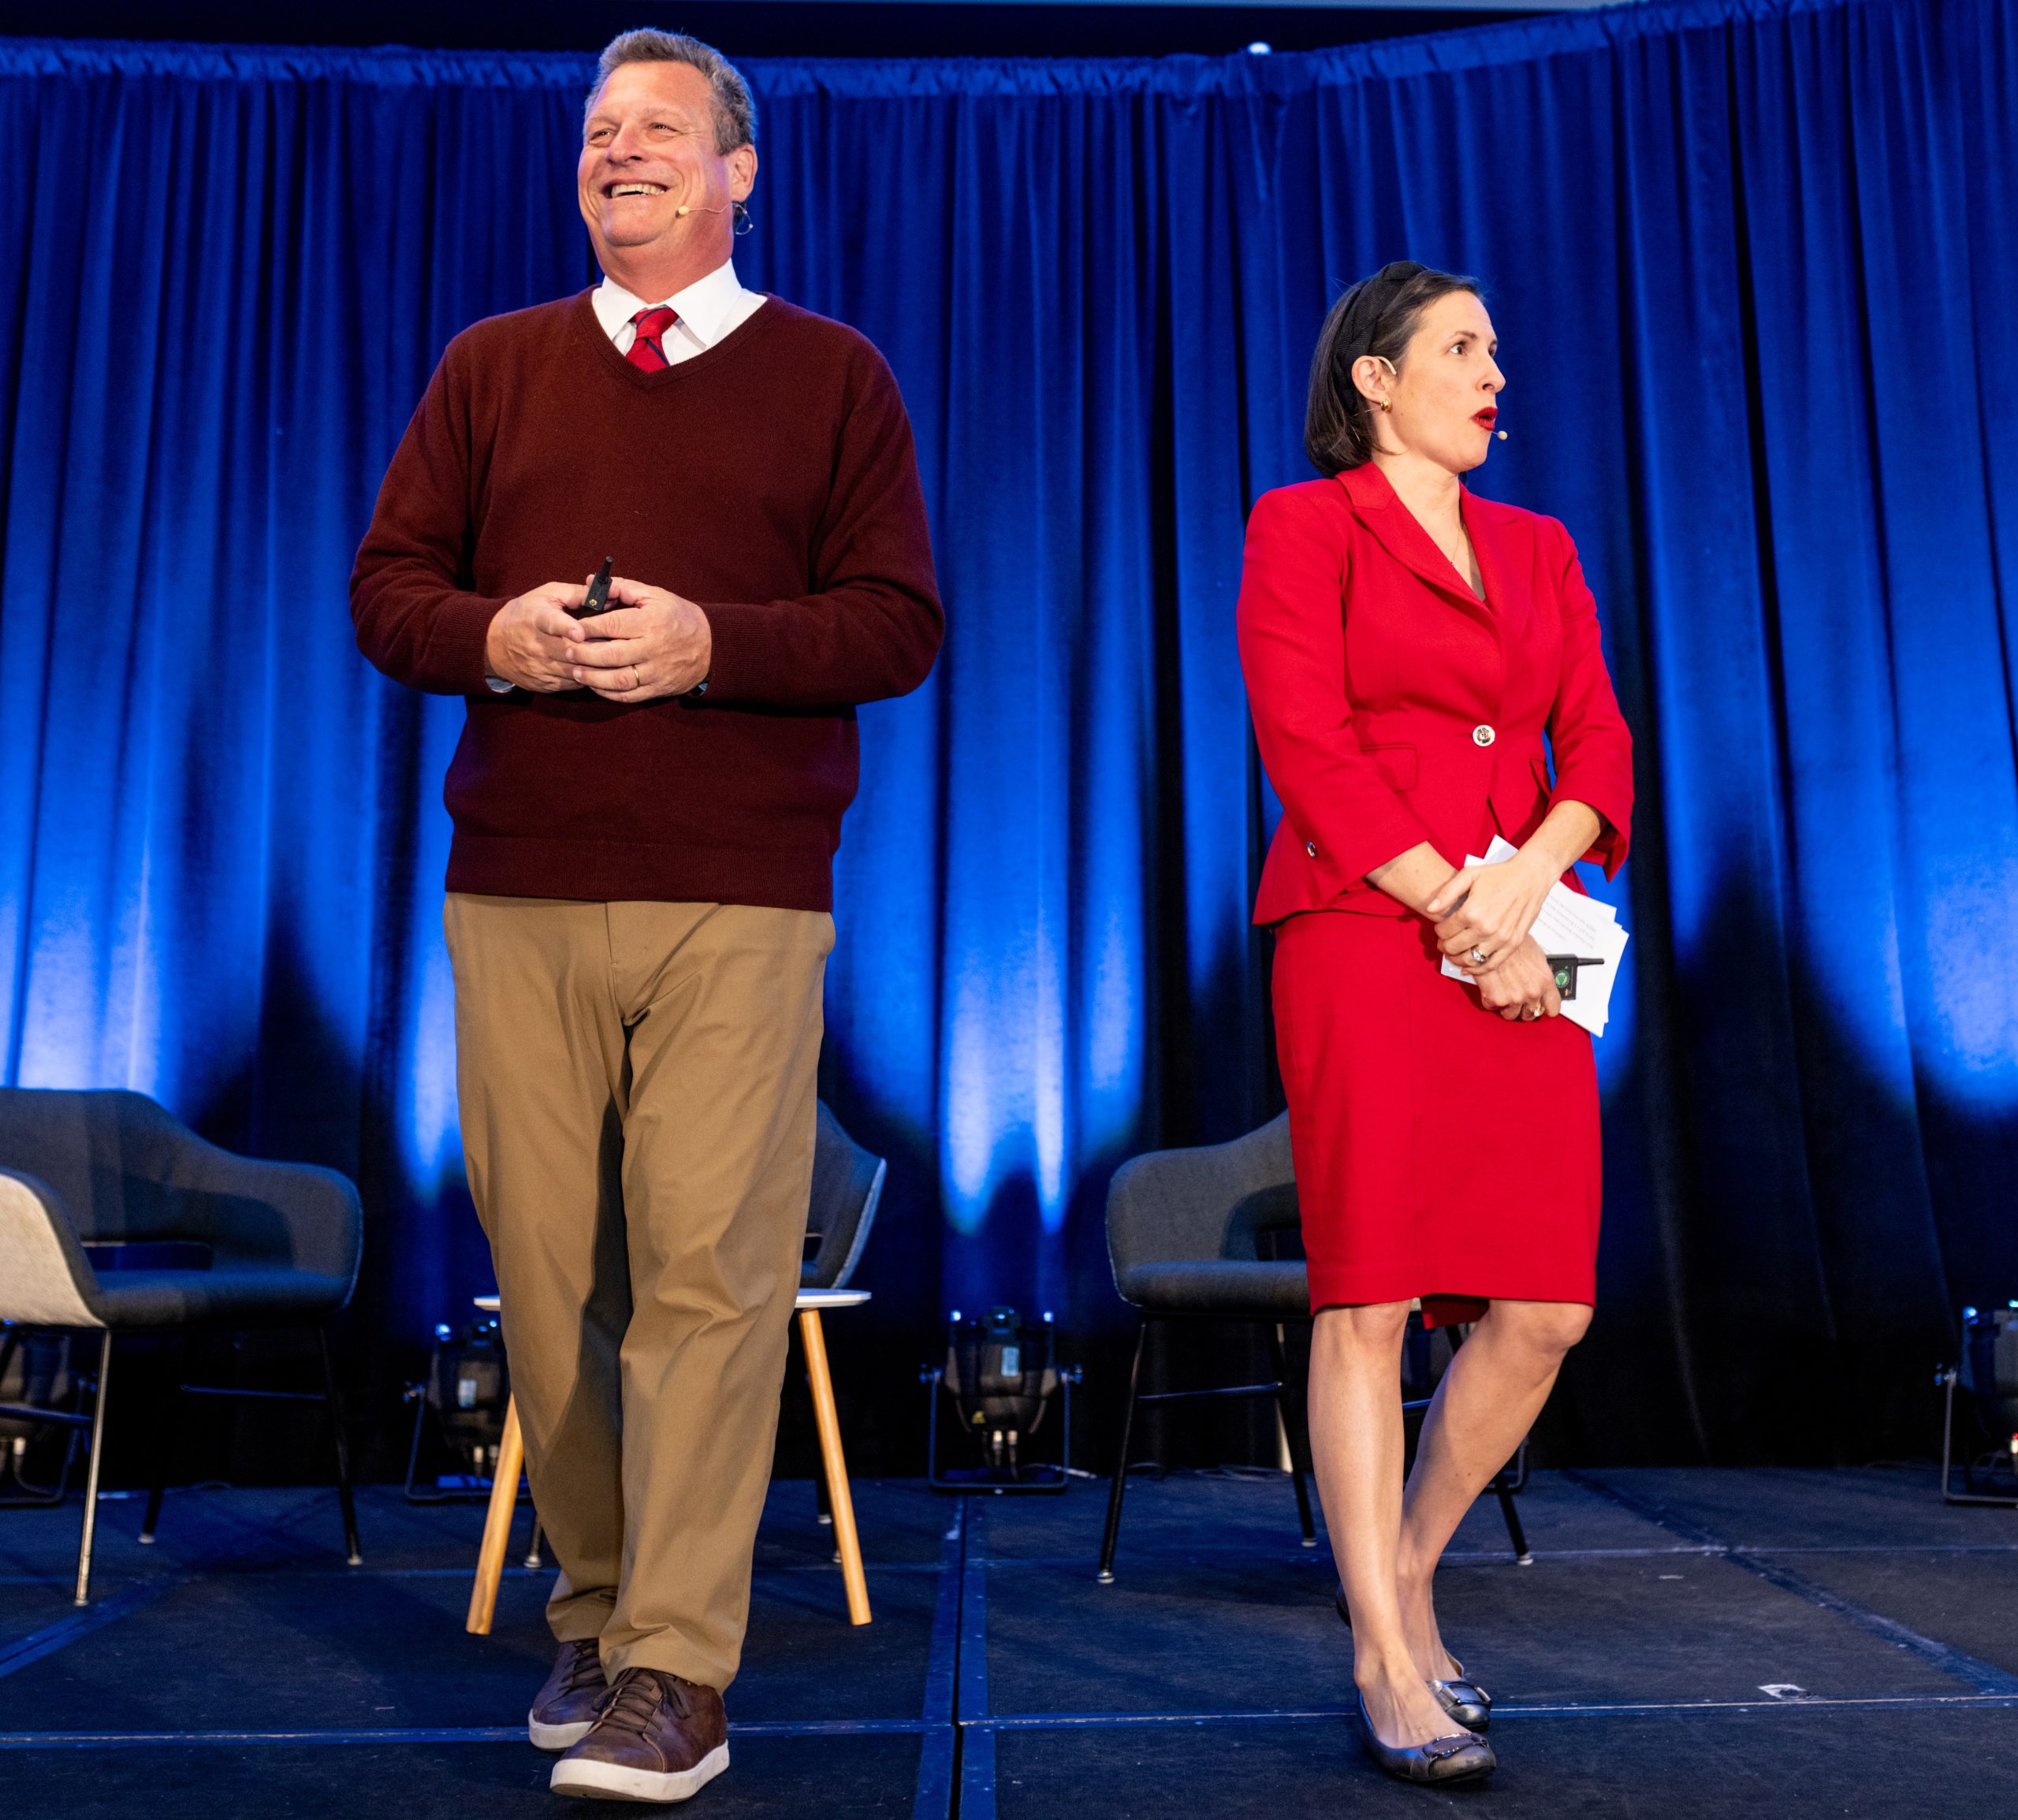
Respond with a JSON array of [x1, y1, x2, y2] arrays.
[[1461, 488, 1526, 639], [1335, 463, 1495, 628]]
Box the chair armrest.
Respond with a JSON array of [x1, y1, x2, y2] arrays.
[[157, 1134, 363, 1292], [0, 1169, 103, 1327], [1104, 1115, 1296, 1285]]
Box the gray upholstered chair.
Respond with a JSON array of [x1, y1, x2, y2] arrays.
[[802, 1098, 887, 1297], [1100, 1113, 1529, 1581], [1100, 1113, 1316, 1580], [0, 1089, 363, 1603]]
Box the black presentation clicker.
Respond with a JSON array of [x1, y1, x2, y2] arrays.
[[1546, 955, 1607, 1000], [572, 555, 615, 620]]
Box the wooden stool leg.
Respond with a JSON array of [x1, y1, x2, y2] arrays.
[[799, 1308, 870, 1625], [73, 1331, 114, 1607], [467, 1395, 523, 1636]]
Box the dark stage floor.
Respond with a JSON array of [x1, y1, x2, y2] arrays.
[[2, 1465, 2016, 1815]]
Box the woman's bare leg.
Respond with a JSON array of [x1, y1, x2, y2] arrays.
[[1307, 1302, 1465, 1747], [1395, 1301, 1592, 1677]]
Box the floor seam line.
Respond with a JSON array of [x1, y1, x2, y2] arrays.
[[8, 1690, 2018, 1752], [0, 1577, 184, 1680], [1561, 1469, 2018, 1698], [0, 1718, 934, 1749], [955, 1499, 994, 1820], [910, 1499, 963, 1820], [0, 1561, 947, 1587], [955, 1691, 2018, 1730]]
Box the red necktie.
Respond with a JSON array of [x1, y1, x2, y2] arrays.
[[626, 306, 680, 371]]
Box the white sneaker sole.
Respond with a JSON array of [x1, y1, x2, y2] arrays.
[[550, 1743, 729, 1803], [528, 1712, 597, 1751]]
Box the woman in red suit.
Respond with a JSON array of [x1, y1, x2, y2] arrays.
[[1236, 261, 1633, 1786]]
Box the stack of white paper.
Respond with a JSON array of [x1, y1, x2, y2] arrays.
[[1437, 836, 1629, 1037]]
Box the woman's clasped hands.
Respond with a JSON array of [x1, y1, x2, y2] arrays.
[[1425, 848, 1562, 1022]]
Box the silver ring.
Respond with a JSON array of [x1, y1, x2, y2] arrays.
[[1468, 947, 1487, 966]]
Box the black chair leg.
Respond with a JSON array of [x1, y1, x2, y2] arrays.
[[1445, 1322, 1532, 1562], [141, 1334, 188, 1544], [1491, 1469, 1532, 1563], [74, 1330, 113, 1606], [0, 1329, 86, 1509], [1266, 1323, 1317, 1548], [1096, 1319, 1149, 1584], [317, 1327, 363, 1565], [814, 1448, 834, 1524]]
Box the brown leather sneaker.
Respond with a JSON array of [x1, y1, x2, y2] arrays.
[[528, 1638, 609, 1751], [549, 1667, 729, 1803]]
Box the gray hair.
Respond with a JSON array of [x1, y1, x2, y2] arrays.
[[586, 30, 757, 154]]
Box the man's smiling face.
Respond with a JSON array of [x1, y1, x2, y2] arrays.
[[576, 60, 752, 265]]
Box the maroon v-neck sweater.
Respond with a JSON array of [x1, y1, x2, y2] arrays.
[[351, 292, 943, 911]]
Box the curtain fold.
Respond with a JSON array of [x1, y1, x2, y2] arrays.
[[1, 0, 2011, 1463]]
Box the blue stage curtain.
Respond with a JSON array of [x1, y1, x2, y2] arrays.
[[1, 0, 2012, 1462]]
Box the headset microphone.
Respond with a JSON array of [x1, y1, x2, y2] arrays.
[[1496, 429, 1508, 441]]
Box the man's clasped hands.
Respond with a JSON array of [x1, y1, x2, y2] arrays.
[[485, 573, 713, 705]]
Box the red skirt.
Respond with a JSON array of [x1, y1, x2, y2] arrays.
[[1271, 910, 1602, 1327]]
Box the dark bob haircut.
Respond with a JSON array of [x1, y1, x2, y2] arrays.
[[1304, 260, 1482, 475]]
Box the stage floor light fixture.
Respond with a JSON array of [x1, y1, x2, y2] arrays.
[[923, 1305, 1079, 1493], [1938, 1302, 2018, 1508]]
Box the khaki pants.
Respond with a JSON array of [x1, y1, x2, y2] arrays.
[[444, 894, 833, 1690]]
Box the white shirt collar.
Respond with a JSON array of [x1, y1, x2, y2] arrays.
[[593, 261, 753, 350]]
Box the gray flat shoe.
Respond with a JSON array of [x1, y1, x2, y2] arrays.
[[1353, 1692, 1497, 1785], [1430, 1660, 1492, 1733], [1335, 1584, 1491, 1733]]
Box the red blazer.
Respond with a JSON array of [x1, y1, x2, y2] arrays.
[[1237, 463, 1633, 926]]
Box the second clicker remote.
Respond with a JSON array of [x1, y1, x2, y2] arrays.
[[572, 556, 614, 620]]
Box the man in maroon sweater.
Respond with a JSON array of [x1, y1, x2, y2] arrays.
[[352, 29, 940, 1805]]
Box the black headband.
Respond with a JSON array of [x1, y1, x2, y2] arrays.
[[1336, 260, 1430, 368]]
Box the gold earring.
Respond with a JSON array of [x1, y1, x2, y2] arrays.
[[1378, 399, 1393, 413]]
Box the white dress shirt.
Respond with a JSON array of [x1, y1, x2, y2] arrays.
[[592, 260, 767, 363]]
